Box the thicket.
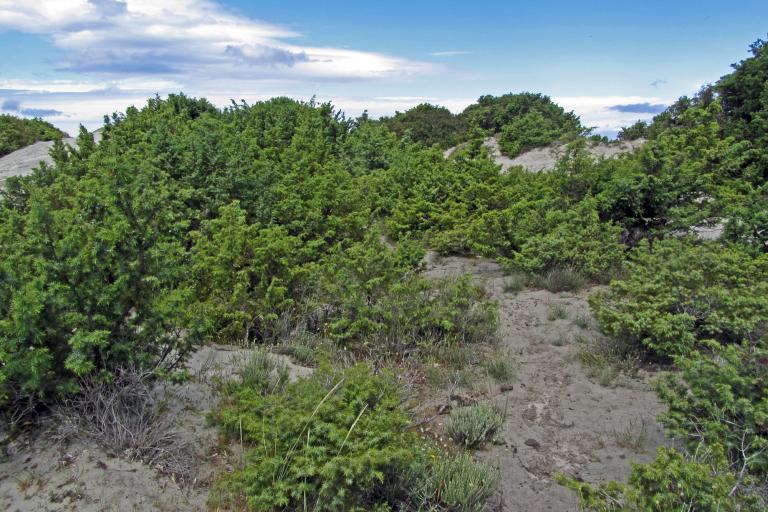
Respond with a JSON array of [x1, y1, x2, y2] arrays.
[[560, 37, 768, 510], [0, 114, 66, 157], [0, 30, 767, 511], [213, 363, 498, 511], [379, 103, 466, 149]]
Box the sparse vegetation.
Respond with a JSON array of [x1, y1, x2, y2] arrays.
[[446, 403, 504, 448], [611, 417, 649, 453], [547, 302, 569, 321], [483, 356, 516, 383], [503, 272, 528, 294]]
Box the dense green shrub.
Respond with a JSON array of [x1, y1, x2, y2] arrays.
[[379, 103, 466, 149], [316, 237, 497, 353], [461, 92, 585, 156], [590, 240, 768, 358], [0, 114, 66, 157], [656, 342, 768, 482], [559, 447, 764, 511], [0, 127, 206, 410], [213, 364, 429, 511]]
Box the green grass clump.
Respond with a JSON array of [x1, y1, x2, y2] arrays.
[[574, 335, 638, 386], [235, 347, 288, 394], [547, 303, 568, 321], [503, 272, 528, 294], [447, 403, 504, 448], [532, 268, 586, 293], [420, 453, 499, 512], [483, 357, 515, 383]]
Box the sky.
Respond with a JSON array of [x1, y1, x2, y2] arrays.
[[0, 1, 766, 137]]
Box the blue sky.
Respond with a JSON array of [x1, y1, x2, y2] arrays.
[[0, 1, 766, 136]]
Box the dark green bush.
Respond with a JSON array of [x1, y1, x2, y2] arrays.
[[212, 364, 429, 511], [0, 114, 66, 157], [590, 240, 768, 358], [559, 447, 764, 511], [656, 342, 768, 481]]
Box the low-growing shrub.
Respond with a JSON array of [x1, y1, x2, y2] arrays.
[[212, 364, 428, 511], [447, 403, 504, 448], [590, 240, 768, 358], [559, 447, 765, 511], [318, 240, 498, 355], [655, 342, 768, 482]]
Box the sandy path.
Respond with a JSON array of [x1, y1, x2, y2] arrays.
[[422, 253, 667, 511]]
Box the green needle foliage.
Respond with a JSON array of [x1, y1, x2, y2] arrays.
[[0, 114, 66, 157], [590, 240, 768, 358], [212, 364, 428, 511]]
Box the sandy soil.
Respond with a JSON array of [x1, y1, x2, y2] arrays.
[[486, 136, 645, 173], [444, 137, 645, 173], [0, 131, 102, 186], [0, 345, 311, 512], [420, 252, 668, 512]]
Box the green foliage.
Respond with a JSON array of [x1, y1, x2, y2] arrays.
[[559, 447, 764, 511], [461, 92, 586, 156], [656, 343, 768, 482], [617, 120, 649, 141], [483, 356, 515, 383], [412, 452, 499, 512], [0, 114, 66, 157], [590, 240, 768, 358], [316, 237, 497, 354], [379, 103, 466, 149], [213, 363, 427, 511], [446, 403, 504, 448], [191, 201, 303, 343]]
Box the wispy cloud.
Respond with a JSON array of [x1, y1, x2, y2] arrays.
[[554, 96, 672, 135], [0, 0, 433, 81], [1, 98, 63, 117], [650, 79, 667, 88], [609, 102, 667, 114], [429, 51, 473, 57]]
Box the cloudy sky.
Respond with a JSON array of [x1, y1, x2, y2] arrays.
[[1, 0, 766, 136]]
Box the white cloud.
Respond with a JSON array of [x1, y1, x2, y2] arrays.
[[0, 0, 432, 80], [554, 96, 672, 134]]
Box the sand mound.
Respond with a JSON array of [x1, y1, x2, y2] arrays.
[[0, 130, 103, 186], [445, 136, 646, 173]]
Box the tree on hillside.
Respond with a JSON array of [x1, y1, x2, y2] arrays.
[[379, 103, 466, 149]]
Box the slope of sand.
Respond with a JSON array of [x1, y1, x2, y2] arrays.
[[420, 252, 668, 511], [0, 346, 311, 512], [0, 131, 102, 186], [445, 136, 646, 173]]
